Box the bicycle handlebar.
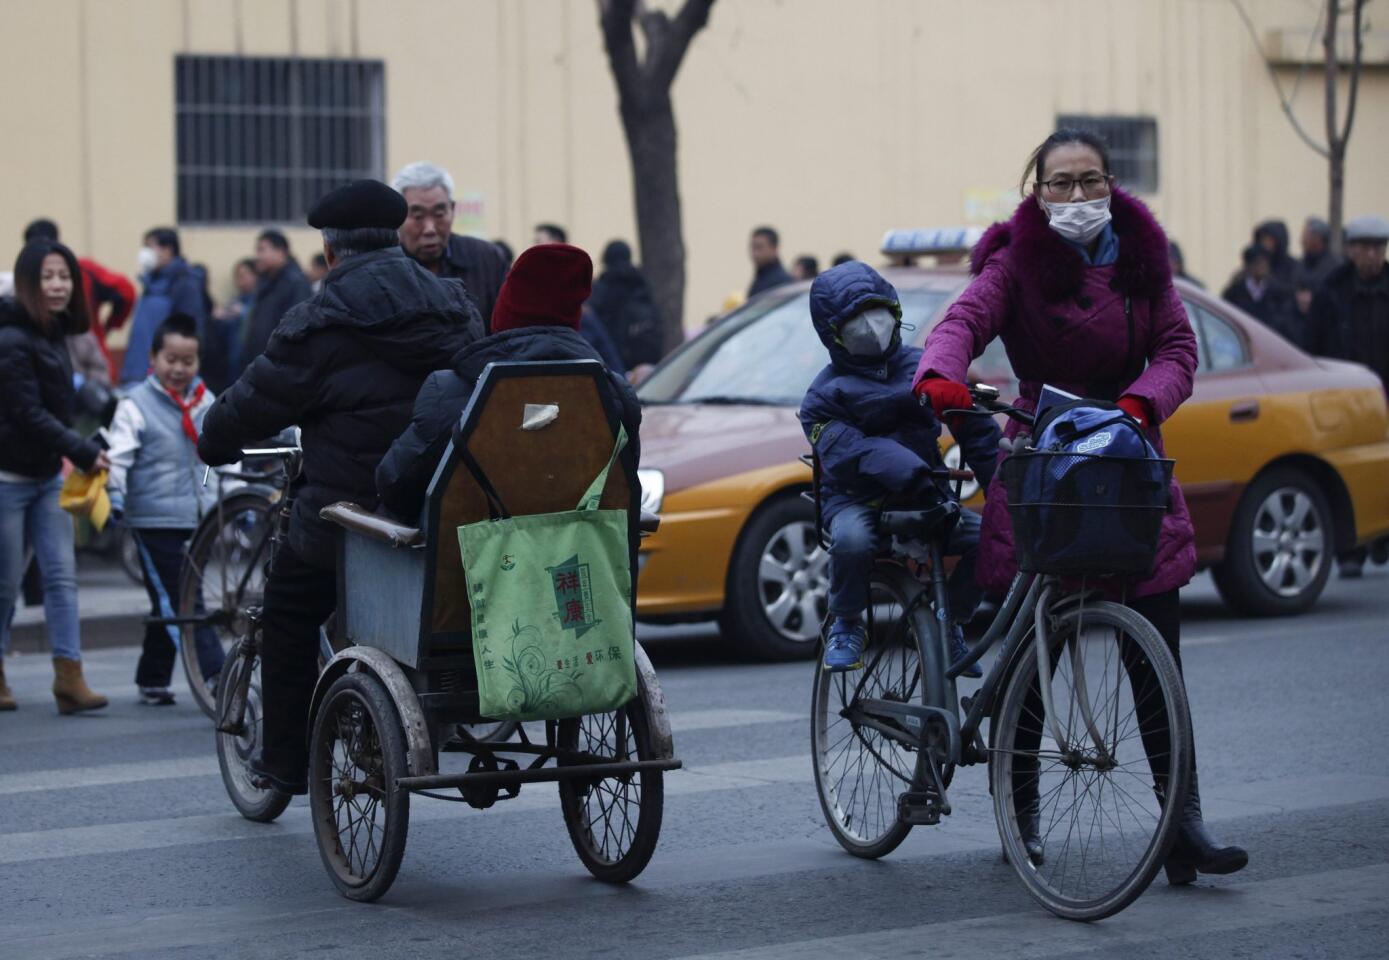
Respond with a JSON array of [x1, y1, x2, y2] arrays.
[[940, 384, 1036, 429]]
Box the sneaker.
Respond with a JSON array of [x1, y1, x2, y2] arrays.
[[138, 687, 176, 706], [950, 624, 982, 678], [823, 617, 866, 672]]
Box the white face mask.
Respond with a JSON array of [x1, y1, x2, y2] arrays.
[[839, 307, 898, 358], [1042, 195, 1112, 245], [137, 246, 159, 274]]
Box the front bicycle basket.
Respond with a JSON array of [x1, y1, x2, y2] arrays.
[[1001, 451, 1173, 576]]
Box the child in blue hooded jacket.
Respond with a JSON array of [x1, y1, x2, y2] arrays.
[[799, 262, 999, 672]]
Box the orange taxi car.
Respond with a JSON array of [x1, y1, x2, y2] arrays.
[[635, 249, 1389, 659]]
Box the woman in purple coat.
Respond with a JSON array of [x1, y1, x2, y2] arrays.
[[914, 129, 1247, 883]]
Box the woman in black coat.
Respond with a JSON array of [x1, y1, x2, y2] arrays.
[[0, 241, 111, 713]]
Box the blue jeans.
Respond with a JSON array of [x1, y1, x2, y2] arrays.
[[0, 474, 82, 660], [827, 503, 982, 622]]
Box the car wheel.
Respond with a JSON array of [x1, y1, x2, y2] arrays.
[[1212, 467, 1333, 616], [721, 496, 828, 660]]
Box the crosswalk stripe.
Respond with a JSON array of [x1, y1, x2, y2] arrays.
[[0, 708, 803, 797], [3, 748, 1387, 867], [675, 862, 1389, 960]]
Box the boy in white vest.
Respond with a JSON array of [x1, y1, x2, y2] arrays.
[[108, 314, 224, 704]]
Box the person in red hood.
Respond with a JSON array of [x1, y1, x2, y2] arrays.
[[377, 242, 642, 526]]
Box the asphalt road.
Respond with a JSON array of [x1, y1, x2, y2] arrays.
[[2, 568, 1387, 959]]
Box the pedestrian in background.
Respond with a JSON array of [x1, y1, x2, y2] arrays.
[[747, 225, 792, 298], [534, 223, 568, 245], [1168, 240, 1203, 289], [589, 239, 663, 369], [1222, 245, 1296, 341], [392, 161, 509, 331], [1309, 215, 1389, 578], [121, 227, 208, 384], [791, 255, 820, 281], [1252, 219, 1296, 287], [23, 218, 136, 382], [0, 240, 111, 714], [240, 229, 312, 369], [1294, 217, 1340, 293], [206, 258, 257, 392], [107, 313, 223, 705]]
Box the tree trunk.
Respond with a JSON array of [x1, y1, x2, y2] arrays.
[[1324, 0, 1344, 258], [623, 92, 687, 353]]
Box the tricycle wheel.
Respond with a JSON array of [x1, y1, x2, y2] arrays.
[[309, 671, 410, 902], [215, 647, 291, 823], [558, 697, 664, 884]]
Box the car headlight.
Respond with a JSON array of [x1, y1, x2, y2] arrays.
[[942, 444, 981, 501], [637, 468, 665, 515]]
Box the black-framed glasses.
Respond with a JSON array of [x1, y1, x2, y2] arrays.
[[1037, 174, 1113, 199]]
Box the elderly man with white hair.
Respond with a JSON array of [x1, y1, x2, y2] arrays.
[[392, 161, 510, 329]]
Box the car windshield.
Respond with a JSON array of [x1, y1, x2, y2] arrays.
[[640, 287, 954, 406]]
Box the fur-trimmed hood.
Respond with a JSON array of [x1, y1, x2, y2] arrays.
[[970, 189, 1172, 303]]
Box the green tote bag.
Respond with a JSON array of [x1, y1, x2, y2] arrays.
[[457, 425, 636, 722]]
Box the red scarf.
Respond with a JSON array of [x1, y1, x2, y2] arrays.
[[164, 382, 206, 443]]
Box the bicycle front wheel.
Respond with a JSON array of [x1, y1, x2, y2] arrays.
[[179, 491, 275, 718], [992, 599, 1191, 921]]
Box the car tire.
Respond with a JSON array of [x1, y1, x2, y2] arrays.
[[721, 496, 827, 661], [1212, 467, 1333, 617]]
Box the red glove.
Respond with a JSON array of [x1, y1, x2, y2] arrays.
[[913, 378, 972, 420], [1117, 395, 1153, 428]]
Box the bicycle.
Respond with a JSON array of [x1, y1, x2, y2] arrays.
[[171, 450, 291, 718], [808, 385, 1193, 921], [177, 450, 522, 751]]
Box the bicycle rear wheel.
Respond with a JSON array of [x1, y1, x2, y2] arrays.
[[811, 566, 936, 859], [991, 599, 1191, 921], [179, 492, 275, 718]]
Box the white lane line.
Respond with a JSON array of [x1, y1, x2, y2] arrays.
[[1183, 615, 1388, 647], [0, 753, 807, 864], [3, 752, 1387, 868], [0, 756, 220, 796], [675, 862, 1389, 960], [0, 709, 803, 797]]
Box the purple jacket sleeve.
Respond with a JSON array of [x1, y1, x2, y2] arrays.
[[1123, 285, 1197, 424], [913, 256, 1013, 389]]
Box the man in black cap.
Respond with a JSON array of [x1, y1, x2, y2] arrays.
[[198, 179, 483, 794]]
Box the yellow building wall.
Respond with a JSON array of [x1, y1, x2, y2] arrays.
[[1, 0, 1386, 328]]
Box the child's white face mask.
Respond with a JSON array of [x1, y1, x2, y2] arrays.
[[839, 307, 898, 358]]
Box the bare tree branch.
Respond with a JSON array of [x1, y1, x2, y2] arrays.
[[650, 0, 716, 90], [1229, 0, 1329, 157], [599, 0, 642, 101], [1324, 0, 1340, 152], [1339, 0, 1366, 145]]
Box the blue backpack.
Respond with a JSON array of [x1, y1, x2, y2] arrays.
[[1002, 400, 1172, 576]]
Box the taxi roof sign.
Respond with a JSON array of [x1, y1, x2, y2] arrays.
[[880, 227, 984, 257]]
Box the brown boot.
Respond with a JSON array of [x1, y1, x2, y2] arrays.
[[0, 659, 15, 711], [52, 657, 108, 715]]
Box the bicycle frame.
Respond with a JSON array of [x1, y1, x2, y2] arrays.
[[848, 558, 1114, 796]]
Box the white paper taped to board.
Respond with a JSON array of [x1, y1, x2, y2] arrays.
[[521, 403, 560, 431]]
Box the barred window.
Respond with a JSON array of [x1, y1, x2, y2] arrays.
[[1054, 115, 1159, 194], [175, 55, 386, 225]]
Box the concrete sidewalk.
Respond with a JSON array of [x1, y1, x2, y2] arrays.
[[9, 556, 148, 654]]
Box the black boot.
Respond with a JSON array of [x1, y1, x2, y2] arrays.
[[1165, 769, 1248, 884], [1002, 752, 1045, 866]]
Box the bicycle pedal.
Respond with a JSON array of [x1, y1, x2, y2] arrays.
[[897, 790, 943, 826], [215, 719, 246, 736]]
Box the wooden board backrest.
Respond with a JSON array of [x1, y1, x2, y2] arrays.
[[430, 374, 633, 634]]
